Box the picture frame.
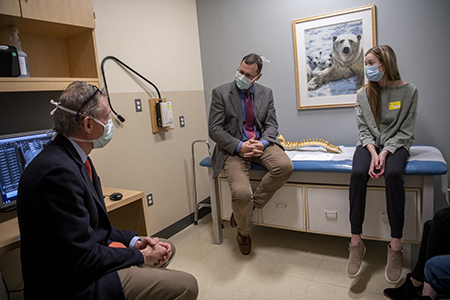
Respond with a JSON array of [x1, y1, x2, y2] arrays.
[[293, 5, 376, 110]]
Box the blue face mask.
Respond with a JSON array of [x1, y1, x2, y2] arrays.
[[365, 64, 384, 82], [235, 71, 257, 90]]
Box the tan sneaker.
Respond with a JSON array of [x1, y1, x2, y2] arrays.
[[346, 241, 366, 277], [386, 244, 403, 283]]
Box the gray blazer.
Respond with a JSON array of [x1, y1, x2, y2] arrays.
[[208, 81, 279, 178]]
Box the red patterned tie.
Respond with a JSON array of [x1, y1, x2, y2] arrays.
[[244, 90, 256, 139], [84, 158, 93, 182]]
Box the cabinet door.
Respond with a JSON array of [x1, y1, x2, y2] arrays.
[[307, 187, 351, 236], [262, 184, 304, 230], [363, 190, 418, 241], [0, 0, 21, 17], [20, 0, 95, 28]]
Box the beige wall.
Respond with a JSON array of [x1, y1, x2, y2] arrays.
[[93, 0, 204, 92], [90, 91, 210, 234], [0, 2, 208, 297], [91, 0, 209, 235]]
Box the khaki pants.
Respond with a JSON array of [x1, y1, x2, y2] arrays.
[[117, 239, 198, 300], [223, 144, 293, 236]]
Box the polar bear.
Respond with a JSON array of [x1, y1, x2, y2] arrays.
[[307, 33, 364, 91], [319, 53, 333, 70], [307, 51, 322, 70], [306, 51, 323, 81]]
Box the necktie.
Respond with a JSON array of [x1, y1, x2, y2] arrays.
[[244, 90, 256, 139], [84, 158, 93, 182]]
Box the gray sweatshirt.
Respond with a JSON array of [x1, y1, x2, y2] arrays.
[[355, 82, 418, 154]]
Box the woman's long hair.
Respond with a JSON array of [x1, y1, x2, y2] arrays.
[[364, 45, 401, 126]]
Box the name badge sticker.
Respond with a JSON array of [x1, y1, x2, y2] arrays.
[[389, 101, 401, 110]]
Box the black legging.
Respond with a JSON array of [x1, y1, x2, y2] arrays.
[[412, 207, 450, 282], [349, 145, 409, 238]]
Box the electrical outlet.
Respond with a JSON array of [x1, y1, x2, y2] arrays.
[[179, 116, 185, 127], [146, 193, 153, 206], [135, 98, 142, 112]]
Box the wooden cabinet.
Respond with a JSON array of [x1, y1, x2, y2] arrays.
[[0, 0, 21, 17], [20, 0, 95, 28], [0, 0, 100, 92], [0, 0, 94, 27]]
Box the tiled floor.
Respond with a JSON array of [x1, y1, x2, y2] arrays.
[[168, 213, 413, 300]]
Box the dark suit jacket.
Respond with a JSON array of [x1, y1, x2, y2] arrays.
[[17, 134, 144, 300], [208, 81, 280, 178]]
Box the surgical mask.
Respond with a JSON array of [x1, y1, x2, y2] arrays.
[[365, 64, 384, 82], [50, 99, 114, 148], [78, 118, 113, 149], [235, 71, 257, 90]]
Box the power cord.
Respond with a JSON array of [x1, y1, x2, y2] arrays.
[[100, 56, 162, 123]]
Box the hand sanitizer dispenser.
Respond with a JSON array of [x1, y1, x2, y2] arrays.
[[8, 27, 30, 77]]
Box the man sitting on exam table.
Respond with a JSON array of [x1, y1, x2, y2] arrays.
[[208, 53, 293, 255], [17, 81, 198, 300]]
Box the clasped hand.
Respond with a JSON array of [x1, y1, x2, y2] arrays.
[[369, 149, 389, 179], [240, 136, 264, 157], [135, 237, 172, 267]]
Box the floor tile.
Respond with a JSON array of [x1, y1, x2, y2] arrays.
[[200, 284, 254, 300], [313, 259, 359, 290], [304, 281, 382, 300], [215, 264, 271, 295], [168, 251, 202, 272], [186, 257, 235, 284], [169, 214, 414, 299], [271, 250, 322, 280], [177, 235, 218, 257], [254, 271, 310, 300]]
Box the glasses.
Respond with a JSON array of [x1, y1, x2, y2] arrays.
[[237, 68, 259, 80], [76, 85, 102, 121]]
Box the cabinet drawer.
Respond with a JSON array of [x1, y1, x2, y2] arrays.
[[262, 184, 304, 230], [307, 187, 351, 236], [363, 190, 419, 241], [219, 179, 259, 223]]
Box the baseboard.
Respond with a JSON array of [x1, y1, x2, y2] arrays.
[[151, 197, 211, 239]]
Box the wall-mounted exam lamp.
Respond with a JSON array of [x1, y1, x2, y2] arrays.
[[100, 56, 162, 123]]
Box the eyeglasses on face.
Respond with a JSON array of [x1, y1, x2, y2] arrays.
[[237, 68, 259, 80]]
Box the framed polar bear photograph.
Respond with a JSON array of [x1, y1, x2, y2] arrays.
[[293, 5, 376, 109]]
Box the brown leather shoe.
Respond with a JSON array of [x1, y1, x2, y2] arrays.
[[237, 233, 252, 255], [230, 213, 237, 228]]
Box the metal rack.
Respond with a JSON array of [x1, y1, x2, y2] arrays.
[[192, 140, 211, 225]]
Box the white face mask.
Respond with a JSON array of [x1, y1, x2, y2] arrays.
[[74, 118, 114, 149], [235, 71, 258, 90], [50, 99, 114, 148]]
